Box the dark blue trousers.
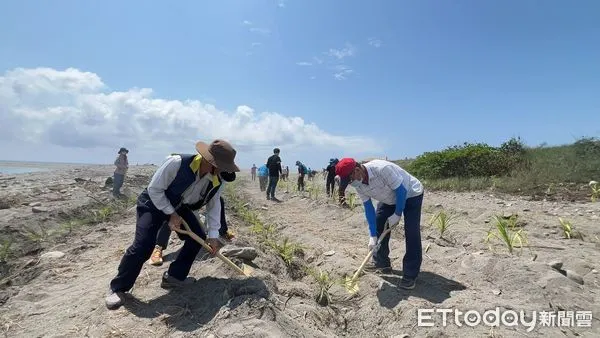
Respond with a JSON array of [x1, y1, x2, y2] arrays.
[[155, 196, 229, 250], [266, 175, 279, 198], [109, 191, 207, 292], [373, 193, 424, 279]]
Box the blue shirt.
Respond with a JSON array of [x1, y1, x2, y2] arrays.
[[258, 165, 268, 176]]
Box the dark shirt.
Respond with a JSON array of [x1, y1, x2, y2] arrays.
[[326, 163, 336, 179], [266, 154, 282, 176]]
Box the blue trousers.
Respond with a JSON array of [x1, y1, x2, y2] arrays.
[[266, 175, 279, 198], [373, 193, 423, 279], [109, 191, 208, 292], [155, 196, 229, 250]]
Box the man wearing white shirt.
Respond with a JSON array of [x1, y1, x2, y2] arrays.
[[105, 139, 240, 310], [336, 158, 424, 289]]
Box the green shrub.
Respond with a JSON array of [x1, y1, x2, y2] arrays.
[[407, 138, 528, 179]]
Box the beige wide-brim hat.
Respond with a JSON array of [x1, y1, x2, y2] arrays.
[[195, 139, 240, 172]]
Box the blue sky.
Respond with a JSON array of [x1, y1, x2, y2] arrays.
[[0, 0, 599, 169]]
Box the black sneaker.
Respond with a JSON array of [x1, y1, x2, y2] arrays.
[[399, 277, 416, 290], [363, 262, 392, 274], [160, 272, 196, 289]]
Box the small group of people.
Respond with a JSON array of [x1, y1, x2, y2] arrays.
[[105, 138, 425, 311]]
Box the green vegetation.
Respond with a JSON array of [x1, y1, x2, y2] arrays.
[[558, 217, 583, 240], [590, 181, 599, 202], [484, 215, 529, 255], [429, 209, 458, 239], [308, 267, 335, 306], [270, 237, 304, 265], [0, 240, 12, 262], [345, 191, 359, 210], [224, 183, 305, 268], [397, 137, 600, 199]]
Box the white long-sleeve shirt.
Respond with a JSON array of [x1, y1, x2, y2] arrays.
[[147, 155, 222, 238]]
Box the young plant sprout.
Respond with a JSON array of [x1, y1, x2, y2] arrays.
[[429, 209, 458, 238], [485, 215, 528, 255], [590, 181, 599, 202]]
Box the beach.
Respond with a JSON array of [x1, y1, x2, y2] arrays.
[[0, 164, 598, 337]]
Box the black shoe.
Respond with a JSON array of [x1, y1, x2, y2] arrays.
[[266, 196, 271, 200], [399, 277, 416, 290], [160, 272, 196, 289], [363, 262, 392, 274]]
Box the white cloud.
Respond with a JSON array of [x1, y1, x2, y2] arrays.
[[312, 57, 324, 65], [368, 37, 382, 48], [250, 27, 271, 36], [296, 61, 312, 66], [326, 43, 356, 60], [310, 76, 316, 80], [0, 67, 379, 157], [278, 0, 286, 8], [242, 20, 253, 26], [333, 65, 354, 80], [251, 42, 262, 47]]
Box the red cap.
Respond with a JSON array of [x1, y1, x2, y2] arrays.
[[335, 158, 356, 178]]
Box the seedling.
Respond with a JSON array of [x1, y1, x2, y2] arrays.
[[558, 217, 583, 240], [590, 181, 599, 202], [485, 215, 528, 255], [271, 237, 303, 265], [23, 225, 52, 243], [429, 210, 458, 238], [309, 268, 335, 306], [60, 219, 84, 234], [346, 192, 358, 210], [0, 240, 12, 262], [559, 217, 573, 239]]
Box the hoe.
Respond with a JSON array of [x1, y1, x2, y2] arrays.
[[343, 220, 395, 294], [173, 220, 254, 276]]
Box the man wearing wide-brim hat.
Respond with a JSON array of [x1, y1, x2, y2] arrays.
[[105, 139, 240, 310]]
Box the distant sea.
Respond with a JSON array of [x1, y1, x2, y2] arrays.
[[0, 166, 50, 175], [0, 160, 85, 175]]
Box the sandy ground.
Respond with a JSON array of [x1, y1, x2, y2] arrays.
[[0, 166, 599, 337]]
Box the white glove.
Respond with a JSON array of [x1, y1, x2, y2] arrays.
[[387, 213, 402, 227], [368, 236, 378, 251]]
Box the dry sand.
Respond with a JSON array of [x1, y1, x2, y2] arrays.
[[0, 165, 599, 337]]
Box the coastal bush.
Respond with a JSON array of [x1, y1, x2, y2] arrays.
[[407, 137, 528, 179]]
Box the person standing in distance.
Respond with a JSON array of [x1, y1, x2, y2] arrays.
[[113, 147, 129, 198], [265, 148, 282, 201], [251, 164, 257, 181]]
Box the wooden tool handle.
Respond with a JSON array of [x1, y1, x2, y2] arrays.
[[172, 222, 248, 276], [349, 222, 395, 281]]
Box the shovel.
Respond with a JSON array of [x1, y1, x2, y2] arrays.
[[343, 220, 395, 294], [172, 220, 253, 277]]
